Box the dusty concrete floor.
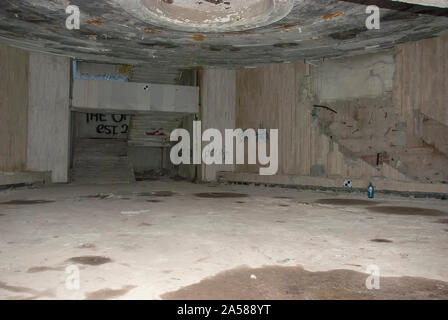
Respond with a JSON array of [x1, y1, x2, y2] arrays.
[[0, 181, 447, 300]]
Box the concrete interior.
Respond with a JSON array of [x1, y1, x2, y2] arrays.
[[1, 0, 448, 300], [1, 181, 448, 300]]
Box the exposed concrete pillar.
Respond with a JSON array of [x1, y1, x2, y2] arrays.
[[27, 52, 71, 183], [200, 68, 236, 182]]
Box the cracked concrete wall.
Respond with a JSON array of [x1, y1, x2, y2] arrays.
[[311, 52, 395, 103], [310, 50, 402, 164], [228, 36, 447, 184], [310, 36, 448, 183]]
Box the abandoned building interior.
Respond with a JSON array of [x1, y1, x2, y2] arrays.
[[0, 0, 448, 300]]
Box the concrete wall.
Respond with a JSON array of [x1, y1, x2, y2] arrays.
[[233, 62, 401, 182], [200, 68, 236, 181], [128, 147, 163, 173], [308, 36, 448, 184], [27, 52, 71, 183], [73, 112, 130, 140], [0, 45, 71, 185], [214, 35, 448, 190], [394, 35, 448, 141], [0, 44, 29, 172], [311, 52, 395, 103], [72, 79, 199, 113]]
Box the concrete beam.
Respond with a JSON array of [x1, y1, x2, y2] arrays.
[[72, 79, 199, 114], [390, 0, 448, 8]]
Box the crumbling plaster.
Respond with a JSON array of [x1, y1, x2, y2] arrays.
[[0, 0, 447, 67]]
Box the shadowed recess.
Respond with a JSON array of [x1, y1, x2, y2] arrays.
[[367, 206, 447, 216], [161, 265, 448, 300]]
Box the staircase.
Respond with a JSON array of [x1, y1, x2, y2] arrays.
[[314, 104, 448, 184], [71, 138, 135, 184]]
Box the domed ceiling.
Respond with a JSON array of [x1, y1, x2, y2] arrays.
[[0, 0, 447, 68]]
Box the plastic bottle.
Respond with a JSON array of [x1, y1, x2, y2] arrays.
[[368, 183, 374, 199]]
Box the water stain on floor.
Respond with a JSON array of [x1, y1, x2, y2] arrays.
[[0, 200, 55, 205], [315, 199, 380, 206], [84, 285, 136, 300], [0, 281, 40, 294], [67, 256, 112, 266], [194, 192, 248, 199], [147, 199, 162, 203], [0, 281, 55, 299], [161, 265, 448, 300], [139, 222, 152, 227], [27, 266, 63, 273], [370, 239, 393, 243], [367, 206, 447, 216]]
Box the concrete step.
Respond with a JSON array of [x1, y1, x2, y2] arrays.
[[71, 139, 135, 184]]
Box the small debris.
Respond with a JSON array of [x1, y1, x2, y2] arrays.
[[121, 209, 151, 216], [277, 258, 291, 264], [250, 274, 257, 280], [85, 193, 115, 200], [77, 243, 96, 249]]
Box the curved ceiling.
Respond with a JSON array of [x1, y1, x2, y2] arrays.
[[126, 0, 295, 32], [0, 0, 447, 68]]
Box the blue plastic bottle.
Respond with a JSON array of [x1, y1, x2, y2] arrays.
[[368, 183, 374, 199]]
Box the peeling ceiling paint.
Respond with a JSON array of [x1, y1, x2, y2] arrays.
[[0, 0, 447, 68]]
